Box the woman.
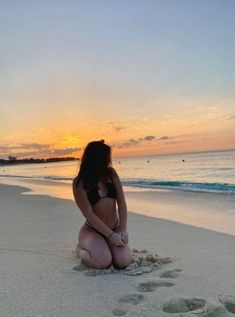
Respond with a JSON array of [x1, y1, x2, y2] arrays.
[[72, 140, 133, 269]]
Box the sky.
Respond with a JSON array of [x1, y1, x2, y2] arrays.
[[0, 0, 235, 159]]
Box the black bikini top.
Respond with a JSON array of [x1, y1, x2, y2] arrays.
[[87, 181, 117, 206], [74, 177, 117, 206]]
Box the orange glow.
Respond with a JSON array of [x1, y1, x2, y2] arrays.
[[1, 102, 235, 160]]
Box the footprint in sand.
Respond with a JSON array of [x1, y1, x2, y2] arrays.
[[196, 305, 232, 317], [162, 296, 206, 314], [137, 280, 174, 293], [219, 294, 235, 314], [112, 294, 144, 316], [160, 268, 182, 278]]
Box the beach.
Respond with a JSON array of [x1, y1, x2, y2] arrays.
[[1, 181, 235, 317], [2, 0, 235, 315]]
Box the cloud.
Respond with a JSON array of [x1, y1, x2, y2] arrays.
[[50, 147, 82, 156], [113, 134, 188, 149], [0, 145, 17, 151], [217, 112, 235, 122], [107, 121, 123, 132], [112, 133, 198, 150], [0, 143, 51, 151], [114, 135, 156, 148], [0, 145, 81, 159], [164, 140, 179, 145], [143, 135, 155, 141], [116, 139, 138, 148], [129, 138, 139, 143], [19, 143, 51, 150], [0, 149, 51, 159]]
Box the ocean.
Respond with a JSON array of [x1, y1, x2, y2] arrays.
[[1, 149, 235, 195]]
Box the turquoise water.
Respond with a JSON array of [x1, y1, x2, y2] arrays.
[[1, 149, 235, 194]]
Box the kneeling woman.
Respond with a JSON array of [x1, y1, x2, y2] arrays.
[[72, 140, 133, 269]]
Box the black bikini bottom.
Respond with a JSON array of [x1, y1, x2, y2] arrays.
[[84, 218, 120, 239]]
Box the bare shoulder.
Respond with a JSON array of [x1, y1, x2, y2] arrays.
[[107, 166, 118, 178], [72, 176, 78, 187], [72, 177, 87, 203], [72, 177, 93, 215], [72, 176, 83, 190]]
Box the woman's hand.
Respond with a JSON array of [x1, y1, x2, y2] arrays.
[[120, 229, 128, 244], [108, 232, 127, 247], [114, 228, 129, 244]]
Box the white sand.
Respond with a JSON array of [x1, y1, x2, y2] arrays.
[[0, 182, 235, 317]]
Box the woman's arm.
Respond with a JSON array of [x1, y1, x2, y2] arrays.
[[72, 178, 113, 238], [110, 167, 127, 230]]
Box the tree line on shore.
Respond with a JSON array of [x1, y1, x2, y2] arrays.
[[0, 155, 79, 165]]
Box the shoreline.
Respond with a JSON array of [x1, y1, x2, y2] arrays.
[[1, 176, 235, 237], [1, 180, 235, 239]]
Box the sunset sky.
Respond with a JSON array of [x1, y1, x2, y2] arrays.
[[0, 1, 235, 159]]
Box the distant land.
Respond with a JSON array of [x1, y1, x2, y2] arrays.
[[0, 156, 80, 166]]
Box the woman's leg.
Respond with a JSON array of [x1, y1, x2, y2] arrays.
[[105, 220, 133, 269], [106, 239, 133, 269], [78, 225, 112, 269]]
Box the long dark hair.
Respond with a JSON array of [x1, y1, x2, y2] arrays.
[[75, 140, 113, 190]]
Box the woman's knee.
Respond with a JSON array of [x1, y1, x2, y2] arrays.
[[78, 238, 112, 269], [79, 249, 112, 269], [77, 226, 113, 269], [84, 249, 112, 269], [113, 250, 133, 269]]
